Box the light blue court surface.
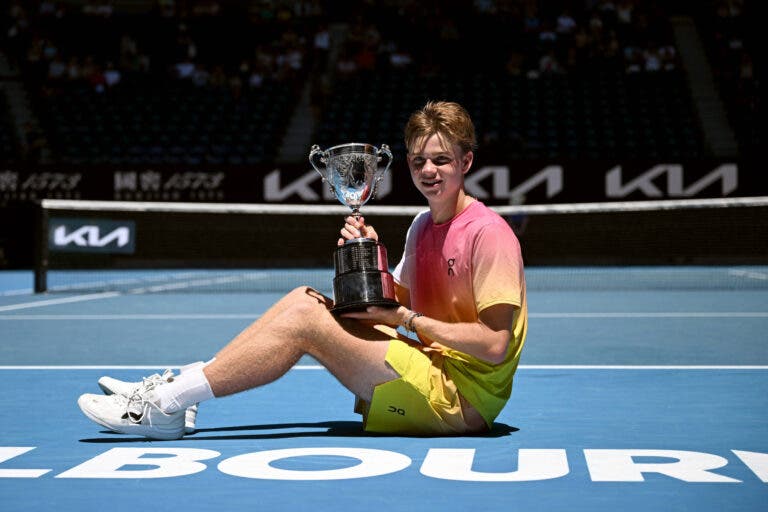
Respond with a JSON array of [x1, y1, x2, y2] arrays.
[[1, 267, 767, 511]]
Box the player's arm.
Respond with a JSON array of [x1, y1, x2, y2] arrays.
[[406, 303, 515, 364], [343, 303, 515, 365], [395, 283, 410, 309]]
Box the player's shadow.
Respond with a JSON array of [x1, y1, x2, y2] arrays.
[[80, 421, 518, 443]]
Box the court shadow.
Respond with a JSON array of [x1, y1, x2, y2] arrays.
[[79, 421, 518, 443]]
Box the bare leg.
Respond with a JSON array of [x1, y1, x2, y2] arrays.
[[203, 287, 400, 402], [213, 286, 316, 360]]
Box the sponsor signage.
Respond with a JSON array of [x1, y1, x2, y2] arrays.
[[0, 160, 764, 205], [0, 168, 113, 202], [48, 217, 136, 254], [113, 170, 227, 201], [0, 446, 765, 482], [260, 160, 761, 205]]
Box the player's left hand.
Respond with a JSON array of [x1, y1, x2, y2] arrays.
[[340, 305, 408, 327]]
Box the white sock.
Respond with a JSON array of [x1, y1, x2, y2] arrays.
[[178, 357, 215, 374], [153, 367, 214, 413]]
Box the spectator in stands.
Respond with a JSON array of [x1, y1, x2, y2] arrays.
[[311, 22, 330, 72], [191, 62, 209, 87], [388, 43, 414, 69], [65, 57, 81, 81], [247, 63, 265, 88], [87, 63, 106, 93], [46, 54, 66, 82], [335, 44, 357, 77], [738, 52, 752, 81], [538, 48, 564, 75], [174, 58, 195, 80], [643, 44, 662, 72], [77, 101, 528, 439], [103, 61, 121, 88], [624, 45, 643, 73], [556, 8, 578, 37], [82, 0, 113, 18], [659, 44, 677, 71]]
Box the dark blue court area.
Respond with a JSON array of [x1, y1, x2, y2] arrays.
[[1, 266, 766, 511]]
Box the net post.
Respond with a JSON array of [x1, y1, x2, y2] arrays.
[[33, 200, 49, 293]]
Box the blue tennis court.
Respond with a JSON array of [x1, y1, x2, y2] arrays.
[[1, 266, 766, 511]]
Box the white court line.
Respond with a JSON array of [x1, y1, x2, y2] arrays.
[[729, 268, 768, 281], [0, 365, 766, 370], [0, 272, 273, 312], [0, 292, 122, 312], [0, 288, 34, 297], [126, 273, 271, 294]]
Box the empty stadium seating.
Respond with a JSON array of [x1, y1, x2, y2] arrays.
[[314, 68, 704, 161], [36, 79, 298, 165], [0, 1, 753, 166]]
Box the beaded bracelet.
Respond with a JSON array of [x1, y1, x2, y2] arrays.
[[404, 311, 423, 333]]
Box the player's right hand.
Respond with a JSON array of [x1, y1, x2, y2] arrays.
[[338, 216, 378, 246]]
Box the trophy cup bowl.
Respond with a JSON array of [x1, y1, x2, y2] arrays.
[[309, 143, 400, 313]]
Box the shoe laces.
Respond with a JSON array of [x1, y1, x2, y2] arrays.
[[124, 390, 171, 424], [123, 371, 173, 423], [133, 369, 174, 395]]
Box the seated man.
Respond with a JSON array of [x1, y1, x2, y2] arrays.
[[78, 101, 528, 439]]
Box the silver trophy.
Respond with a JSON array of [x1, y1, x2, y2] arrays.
[[310, 143, 399, 313]]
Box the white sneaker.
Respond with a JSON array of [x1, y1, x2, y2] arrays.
[[78, 392, 185, 440], [98, 369, 174, 397], [98, 369, 198, 434]]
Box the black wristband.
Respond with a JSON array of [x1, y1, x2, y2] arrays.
[[404, 311, 423, 333]]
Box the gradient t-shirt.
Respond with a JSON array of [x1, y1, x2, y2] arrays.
[[392, 200, 527, 426]]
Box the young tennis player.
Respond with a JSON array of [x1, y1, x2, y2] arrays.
[[78, 101, 527, 438]]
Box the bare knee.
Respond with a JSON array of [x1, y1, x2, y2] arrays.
[[284, 286, 333, 315], [278, 286, 385, 353], [277, 287, 335, 337]]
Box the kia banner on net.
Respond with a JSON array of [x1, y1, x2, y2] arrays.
[[49, 218, 136, 254]]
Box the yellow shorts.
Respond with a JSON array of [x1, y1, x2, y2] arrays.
[[355, 328, 471, 435]]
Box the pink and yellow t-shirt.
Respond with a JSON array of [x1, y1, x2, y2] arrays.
[[392, 200, 527, 426]]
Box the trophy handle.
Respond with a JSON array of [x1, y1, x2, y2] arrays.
[[373, 144, 393, 197], [309, 144, 327, 180], [377, 144, 393, 172]]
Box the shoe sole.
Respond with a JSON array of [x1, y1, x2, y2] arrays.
[[78, 396, 185, 441], [98, 379, 196, 434]]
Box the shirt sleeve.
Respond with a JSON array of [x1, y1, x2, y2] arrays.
[[471, 221, 524, 312], [392, 211, 428, 289]]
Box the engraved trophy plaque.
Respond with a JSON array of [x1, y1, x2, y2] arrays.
[[309, 143, 399, 313]]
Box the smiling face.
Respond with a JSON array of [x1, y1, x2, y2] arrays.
[[403, 102, 478, 222], [407, 133, 473, 220]]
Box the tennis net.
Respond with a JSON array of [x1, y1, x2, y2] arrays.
[[34, 197, 768, 293]]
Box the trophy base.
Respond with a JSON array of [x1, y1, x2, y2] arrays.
[[331, 267, 398, 314], [331, 240, 398, 315], [330, 298, 400, 314]]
